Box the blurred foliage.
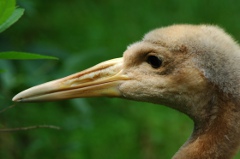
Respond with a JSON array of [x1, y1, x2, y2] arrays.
[[0, 51, 58, 60], [0, 0, 57, 61], [0, 0, 240, 158], [0, 7, 24, 33], [0, 0, 16, 27]]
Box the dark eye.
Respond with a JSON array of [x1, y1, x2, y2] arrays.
[[146, 55, 162, 68]]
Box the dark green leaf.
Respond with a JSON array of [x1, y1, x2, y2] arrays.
[[0, 52, 59, 60]]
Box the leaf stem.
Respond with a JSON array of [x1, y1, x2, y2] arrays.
[[0, 125, 61, 132]]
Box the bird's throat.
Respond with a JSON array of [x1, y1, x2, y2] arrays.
[[173, 96, 240, 159]]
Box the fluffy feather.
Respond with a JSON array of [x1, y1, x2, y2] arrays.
[[143, 25, 240, 99]]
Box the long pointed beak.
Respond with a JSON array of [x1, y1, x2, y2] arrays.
[[12, 58, 129, 102]]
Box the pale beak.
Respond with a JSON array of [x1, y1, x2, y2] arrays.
[[12, 58, 129, 102]]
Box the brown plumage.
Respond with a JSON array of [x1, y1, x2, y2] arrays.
[[13, 24, 240, 158]]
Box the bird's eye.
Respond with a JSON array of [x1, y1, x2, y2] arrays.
[[146, 55, 162, 68]]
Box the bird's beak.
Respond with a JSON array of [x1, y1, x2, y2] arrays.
[[12, 58, 129, 102]]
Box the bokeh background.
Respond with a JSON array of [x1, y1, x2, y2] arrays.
[[1, 0, 240, 158]]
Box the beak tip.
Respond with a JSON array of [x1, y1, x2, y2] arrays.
[[12, 94, 24, 102], [12, 96, 19, 102]]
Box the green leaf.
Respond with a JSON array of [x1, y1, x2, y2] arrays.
[[0, 69, 5, 73], [0, 0, 15, 26], [0, 52, 59, 60], [0, 8, 24, 33]]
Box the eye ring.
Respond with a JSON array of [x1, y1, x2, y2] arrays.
[[146, 55, 162, 68]]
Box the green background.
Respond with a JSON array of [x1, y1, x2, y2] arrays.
[[1, 0, 240, 158]]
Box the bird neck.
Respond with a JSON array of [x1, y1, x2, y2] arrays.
[[173, 95, 240, 159]]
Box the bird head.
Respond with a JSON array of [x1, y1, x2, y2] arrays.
[[13, 24, 240, 120]]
